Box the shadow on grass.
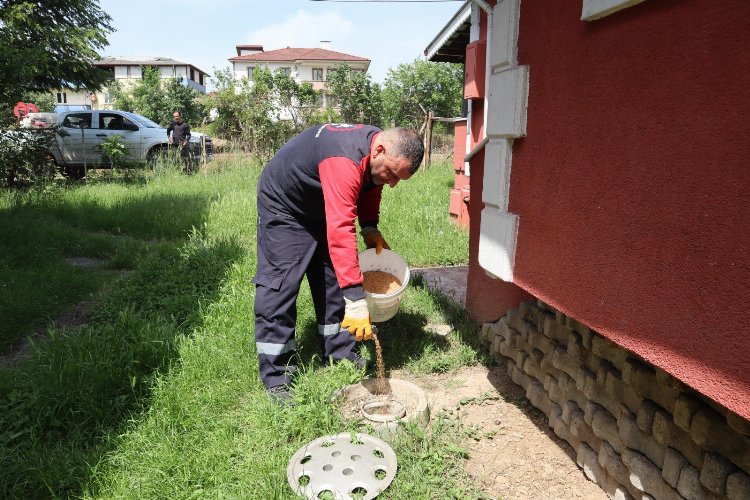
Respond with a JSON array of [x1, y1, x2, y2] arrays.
[[0, 190, 244, 499]]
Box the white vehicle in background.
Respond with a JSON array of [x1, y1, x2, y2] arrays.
[[22, 109, 213, 176]]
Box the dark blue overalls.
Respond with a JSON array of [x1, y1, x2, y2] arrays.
[[252, 124, 382, 389]]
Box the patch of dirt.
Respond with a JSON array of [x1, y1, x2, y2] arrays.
[[64, 257, 103, 269], [392, 364, 607, 500]]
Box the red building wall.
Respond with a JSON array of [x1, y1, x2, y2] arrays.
[[470, 0, 750, 418]]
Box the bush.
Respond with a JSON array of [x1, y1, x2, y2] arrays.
[[0, 127, 60, 187]]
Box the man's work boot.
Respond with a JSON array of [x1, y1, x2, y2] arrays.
[[267, 385, 295, 407]]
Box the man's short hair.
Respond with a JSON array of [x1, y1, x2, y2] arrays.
[[382, 127, 424, 174]]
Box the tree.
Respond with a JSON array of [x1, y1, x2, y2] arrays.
[[110, 66, 204, 126], [0, 0, 113, 124], [381, 58, 463, 130], [202, 67, 323, 159], [326, 64, 383, 126]]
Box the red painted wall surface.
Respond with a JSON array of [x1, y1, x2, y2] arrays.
[[473, 0, 749, 417]]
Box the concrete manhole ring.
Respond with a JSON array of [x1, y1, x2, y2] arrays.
[[287, 432, 397, 499], [335, 378, 429, 432]]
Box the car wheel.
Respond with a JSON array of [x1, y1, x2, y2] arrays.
[[147, 146, 170, 165]]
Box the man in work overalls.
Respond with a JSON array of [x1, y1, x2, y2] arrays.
[[252, 124, 424, 404]]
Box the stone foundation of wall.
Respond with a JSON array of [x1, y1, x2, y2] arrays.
[[480, 300, 750, 500]]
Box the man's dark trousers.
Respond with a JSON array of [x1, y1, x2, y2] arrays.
[[253, 202, 357, 389]]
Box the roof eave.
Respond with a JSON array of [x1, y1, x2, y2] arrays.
[[424, 0, 472, 64]]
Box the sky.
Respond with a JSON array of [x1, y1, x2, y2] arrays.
[[97, 0, 465, 90]]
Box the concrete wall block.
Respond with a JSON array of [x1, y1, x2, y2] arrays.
[[522, 354, 546, 386], [678, 464, 721, 500], [598, 441, 632, 490], [480, 322, 491, 342], [691, 407, 750, 472], [653, 409, 705, 469], [726, 413, 750, 437], [510, 361, 529, 389], [637, 400, 660, 433], [526, 379, 554, 418], [663, 447, 689, 488], [652, 409, 676, 445], [622, 357, 649, 385], [528, 328, 558, 355], [562, 399, 582, 426], [571, 408, 604, 451], [618, 408, 665, 468], [520, 300, 550, 330], [577, 443, 606, 484], [727, 470, 750, 500], [605, 369, 643, 414], [565, 316, 593, 348], [622, 448, 681, 500], [543, 316, 574, 344], [551, 405, 582, 451], [591, 335, 627, 371], [583, 372, 622, 418], [506, 308, 528, 335], [625, 361, 679, 413], [513, 349, 528, 371], [591, 406, 623, 451], [701, 452, 736, 495], [674, 393, 705, 432]]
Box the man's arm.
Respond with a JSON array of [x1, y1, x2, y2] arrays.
[[182, 123, 191, 144], [319, 156, 367, 298], [166, 122, 173, 141]]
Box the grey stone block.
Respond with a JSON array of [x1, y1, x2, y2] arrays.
[[623, 449, 681, 500], [605, 368, 643, 414], [591, 406, 622, 450], [727, 470, 750, 500], [700, 452, 735, 495], [691, 407, 750, 472], [591, 335, 628, 372], [727, 412, 750, 437], [544, 316, 573, 344], [637, 400, 660, 433], [526, 379, 554, 418], [598, 441, 634, 494], [571, 407, 603, 451], [674, 393, 705, 432], [651, 409, 705, 468], [678, 464, 718, 500], [566, 316, 593, 349], [562, 399, 581, 426], [618, 407, 665, 468], [662, 447, 689, 488]]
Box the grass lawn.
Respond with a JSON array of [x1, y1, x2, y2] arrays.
[[0, 154, 489, 499]]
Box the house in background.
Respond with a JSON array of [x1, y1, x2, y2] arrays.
[[426, 1, 749, 499], [228, 43, 370, 109], [53, 56, 210, 110]]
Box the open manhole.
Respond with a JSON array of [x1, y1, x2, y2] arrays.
[[335, 378, 429, 432], [287, 432, 397, 499]]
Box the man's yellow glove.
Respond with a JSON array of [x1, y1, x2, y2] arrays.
[[361, 226, 390, 255], [341, 297, 373, 341]]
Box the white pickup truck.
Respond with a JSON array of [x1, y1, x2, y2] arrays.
[[23, 109, 213, 175]]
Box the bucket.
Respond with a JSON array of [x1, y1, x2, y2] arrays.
[[358, 248, 410, 322]]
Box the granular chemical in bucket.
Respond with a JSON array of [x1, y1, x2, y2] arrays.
[[363, 271, 401, 294]]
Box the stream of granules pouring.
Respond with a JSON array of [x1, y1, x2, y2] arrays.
[[371, 332, 389, 395]]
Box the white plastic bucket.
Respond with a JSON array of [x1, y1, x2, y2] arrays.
[[358, 248, 410, 322]]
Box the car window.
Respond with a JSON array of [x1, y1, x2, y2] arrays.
[[62, 113, 92, 129], [124, 112, 160, 128], [99, 113, 124, 130]]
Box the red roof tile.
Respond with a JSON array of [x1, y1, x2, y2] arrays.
[[229, 47, 369, 63]]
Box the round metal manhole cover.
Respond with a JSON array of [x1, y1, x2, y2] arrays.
[[287, 432, 397, 499]]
